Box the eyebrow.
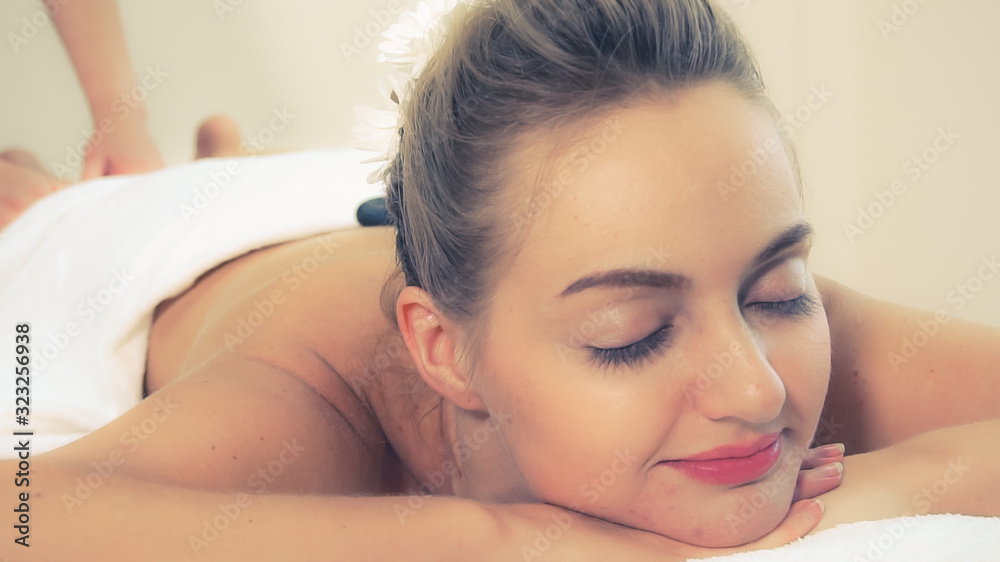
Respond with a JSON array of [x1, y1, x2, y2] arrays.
[[754, 222, 814, 266], [558, 222, 814, 298]]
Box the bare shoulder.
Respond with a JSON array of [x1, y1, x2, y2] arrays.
[[43, 227, 407, 495], [815, 275, 1000, 454]]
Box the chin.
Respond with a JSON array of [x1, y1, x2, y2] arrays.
[[622, 473, 798, 548]]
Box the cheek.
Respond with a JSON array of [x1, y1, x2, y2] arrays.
[[768, 311, 832, 439], [478, 347, 665, 504]]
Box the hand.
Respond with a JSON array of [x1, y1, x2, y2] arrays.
[[808, 421, 1000, 535], [793, 443, 845, 502], [496, 444, 845, 561], [500, 498, 826, 561], [82, 117, 164, 179]]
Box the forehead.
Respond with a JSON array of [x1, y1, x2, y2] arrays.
[[498, 82, 804, 293]]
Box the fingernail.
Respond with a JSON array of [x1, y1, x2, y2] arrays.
[[802, 498, 825, 522], [818, 443, 846, 458], [812, 498, 825, 515], [817, 461, 844, 479]]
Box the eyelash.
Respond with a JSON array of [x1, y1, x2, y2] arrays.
[[745, 293, 821, 319], [586, 294, 821, 369], [588, 325, 672, 369]]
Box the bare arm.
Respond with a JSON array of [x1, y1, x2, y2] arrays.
[[7, 353, 503, 560], [7, 354, 824, 560], [19, 459, 503, 560], [811, 418, 1000, 534], [49, 0, 164, 178], [816, 276, 1000, 453]]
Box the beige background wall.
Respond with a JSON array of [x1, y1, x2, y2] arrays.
[[1, 1, 997, 326]]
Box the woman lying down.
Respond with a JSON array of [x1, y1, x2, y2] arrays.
[[2, 0, 999, 559]]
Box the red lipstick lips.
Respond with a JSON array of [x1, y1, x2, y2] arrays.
[[662, 433, 782, 486]]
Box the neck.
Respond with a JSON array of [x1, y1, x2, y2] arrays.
[[444, 403, 535, 503], [361, 333, 532, 501]]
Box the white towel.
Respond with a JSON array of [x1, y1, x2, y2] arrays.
[[0, 149, 383, 456], [692, 514, 1000, 561]]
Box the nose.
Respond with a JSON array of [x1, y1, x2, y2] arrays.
[[682, 322, 786, 424]]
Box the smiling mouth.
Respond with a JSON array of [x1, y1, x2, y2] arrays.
[[659, 434, 783, 486]]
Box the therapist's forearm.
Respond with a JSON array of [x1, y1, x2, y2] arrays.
[[49, 0, 144, 120]]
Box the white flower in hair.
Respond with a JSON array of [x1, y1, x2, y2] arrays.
[[352, 0, 465, 183]]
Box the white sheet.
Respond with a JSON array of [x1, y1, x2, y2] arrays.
[[693, 514, 1000, 561]]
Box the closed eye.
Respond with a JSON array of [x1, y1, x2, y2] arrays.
[[587, 325, 672, 369], [745, 294, 820, 318]]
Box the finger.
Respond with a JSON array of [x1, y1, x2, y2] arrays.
[[81, 152, 106, 180], [0, 160, 55, 205], [800, 443, 845, 470], [792, 461, 844, 502], [738, 499, 825, 552]]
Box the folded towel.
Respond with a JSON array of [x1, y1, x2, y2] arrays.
[[693, 514, 1000, 561], [0, 149, 383, 457]]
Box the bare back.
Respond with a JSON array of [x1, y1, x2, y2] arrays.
[[48, 226, 451, 497]]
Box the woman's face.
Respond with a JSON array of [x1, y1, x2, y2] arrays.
[[469, 82, 831, 547]]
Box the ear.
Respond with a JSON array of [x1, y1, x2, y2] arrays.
[[396, 285, 487, 412]]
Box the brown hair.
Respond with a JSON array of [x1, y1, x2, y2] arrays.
[[381, 0, 796, 342]]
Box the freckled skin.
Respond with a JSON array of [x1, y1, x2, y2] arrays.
[[443, 83, 830, 547]]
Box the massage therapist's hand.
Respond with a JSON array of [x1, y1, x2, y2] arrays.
[[81, 116, 164, 180], [0, 156, 67, 231]]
